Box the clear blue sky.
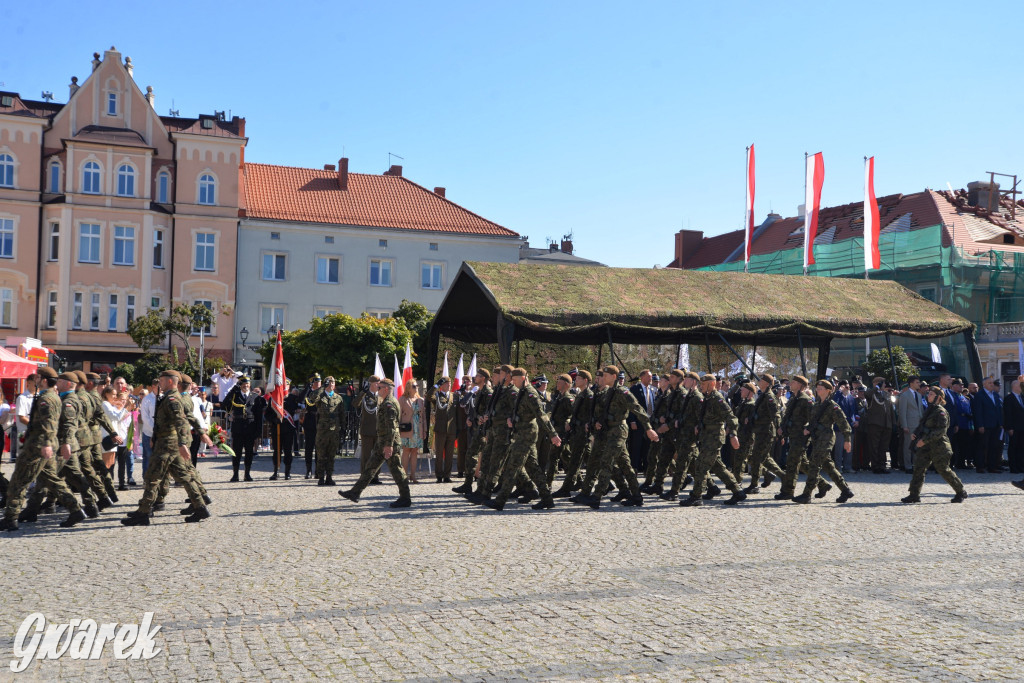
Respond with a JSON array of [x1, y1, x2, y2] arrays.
[[3, 1, 1022, 267]]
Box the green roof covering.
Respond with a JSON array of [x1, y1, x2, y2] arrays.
[[431, 261, 974, 346]]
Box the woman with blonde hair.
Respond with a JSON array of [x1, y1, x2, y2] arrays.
[[398, 379, 427, 483]]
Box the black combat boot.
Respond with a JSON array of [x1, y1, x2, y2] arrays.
[[83, 502, 99, 518], [679, 495, 702, 507], [244, 470, 254, 482], [701, 484, 721, 500], [761, 472, 775, 488], [622, 494, 644, 507], [774, 491, 792, 501], [121, 513, 150, 526], [184, 507, 211, 523], [681, 475, 694, 490], [452, 482, 473, 494], [517, 490, 538, 504], [18, 508, 37, 523], [389, 496, 411, 508], [324, 475, 335, 486], [610, 489, 629, 503], [723, 491, 747, 505], [836, 488, 854, 503], [742, 484, 760, 494], [483, 498, 505, 511], [815, 482, 833, 499], [202, 494, 212, 505], [317, 474, 326, 486], [531, 495, 555, 510], [0, 517, 18, 531], [60, 509, 87, 527], [791, 493, 812, 504], [900, 494, 921, 504], [338, 489, 360, 503], [951, 491, 967, 503], [96, 496, 113, 511]]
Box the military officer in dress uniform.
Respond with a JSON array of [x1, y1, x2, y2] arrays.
[[224, 376, 259, 482], [429, 377, 458, 483], [356, 376, 381, 483], [302, 373, 322, 478], [314, 376, 345, 486]]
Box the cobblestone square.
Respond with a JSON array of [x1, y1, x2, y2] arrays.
[[2, 455, 1022, 681]]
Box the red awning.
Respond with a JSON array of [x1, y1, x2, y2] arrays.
[[0, 346, 39, 379]]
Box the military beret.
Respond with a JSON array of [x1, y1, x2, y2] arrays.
[[59, 371, 79, 382], [38, 367, 58, 379], [160, 370, 181, 381], [791, 375, 810, 387], [73, 370, 87, 384], [759, 373, 775, 385], [576, 370, 592, 381], [568, 367, 579, 377], [602, 365, 619, 376], [816, 379, 833, 391], [367, 375, 380, 383], [499, 364, 514, 374], [380, 377, 395, 387], [699, 373, 716, 383], [309, 372, 322, 381], [438, 376, 451, 385], [476, 368, 491, 380], [684, 371, 701, 381], [669, 369, 685, 379], [179, 374, 193, 385], [742, 382, 758, 393], [511, 367, 528, 378], [556, 374, 572, 384], [85, 372, 100, 382]]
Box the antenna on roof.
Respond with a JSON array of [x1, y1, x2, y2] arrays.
[[41, 91, 54, 102], [946, 182, 955, 195], [169, 99, 179, 117], [388, 152, 404, 167]]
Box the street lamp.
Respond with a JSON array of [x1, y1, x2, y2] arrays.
[[267, 322, 281, 340], [240, 327, 249, 345]]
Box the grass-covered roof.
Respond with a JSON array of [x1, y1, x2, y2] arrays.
[[431, 261, 974, 346]]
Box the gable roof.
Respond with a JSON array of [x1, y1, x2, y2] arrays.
[[242, 162, 519, 237]]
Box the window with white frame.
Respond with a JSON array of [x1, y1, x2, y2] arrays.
[[82, 161, 101, 194], [313, 307, 339, 319], [0, 154, 13, 188], [262, 252, 286, 281], [116, 164, 135, 197], [195, 232, 215, 271], [72, 292, 83, 329], [79, 224, 101, 263], [364, 309, 390, 319], [108, 293, 118, 331], [153, 229, 164, 268], [113, 226, 135, 265], [46, 291, 57, 328], [421, 262, 444, 290], [192, 299, 213, 335], [198, 174, 216, 205], [0, 288, 12, 327], [107, 92, 117, 116], [126, 294, 136, 326], [157, 172, 170, 203], [259, 304, 285, 332], [89, 293, 100, 330], [369, 258, 393, 287], [47, 223, 59, 261], [0, 218, 13, 258], [49, 162, 61, 193], [316, 255, 340, 284]]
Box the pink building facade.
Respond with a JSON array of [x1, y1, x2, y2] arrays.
[[0, 47, 246, 371]]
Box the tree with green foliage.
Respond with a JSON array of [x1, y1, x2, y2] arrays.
[[392, 299, 431, 365], [127, 303, 216, 373], [863, 345, 915, 387]]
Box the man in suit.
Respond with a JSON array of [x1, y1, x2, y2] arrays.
[[971, 376, 1004, 473], [627, 369, 655, 475], [944, 377, 970, 469], [897, 376, 925, 472], [1002, 378, 1024, 473]]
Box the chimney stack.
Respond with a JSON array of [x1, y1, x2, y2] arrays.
[[338, 157, 349, 191], [673, 229, 705, 268], [145, 85, 154, 110], [433, 187, 446, 198], [69, 76, 79, 98], [385, 165, 403, 177], [560, 238, 573, 254], [967, 180, 1000, 212], [549, 242, 559, 253], [323, 164, 336, 171]]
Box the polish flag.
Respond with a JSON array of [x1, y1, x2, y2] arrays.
[[402, 342, 413, 393], [373, 353, 385, 381], [393, 355, 402, 399], [804, 152, 825, 268], [265, 330, 288, 420], [468, 354, 477, 380], [453, 354, 464, 391], [442, 351, 450, 384], [864, 156, 880, 271], [745, 144, 755, 266]]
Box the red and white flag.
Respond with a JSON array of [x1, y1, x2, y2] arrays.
[[265, 330, 288, 421], [453, 354, 465, 391], [864, 156, 880, 271], [745, 144, 755, 266], [804, 152, 825, 269], [468, 354, 477, 380], [393, 355, 402, 399], [402, 342, 413, 393], [442, 351, 450, 384], [373, 353, 385, 381]]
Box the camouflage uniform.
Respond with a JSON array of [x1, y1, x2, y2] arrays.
[[314, 390, 345, 481], [458, 383, 494, 489], [778, 390, 826, 497], [30, 388, 93, 509], [477, 382, 518, 495], [747, 389, 785, 488], [135, 389, 206, 515], [555, 385, 594, 493], [492, 383, 557, 506], [544, 389, 575, 486], [155, 391, 209, 506], [688, 389, 743, 500], [651, 386, 686, 485], [733, 396, 757, 482], [907, 403, 964, 498], [345, 394, 411, 499], [798, 398, 853, 498], [589, 384, 651, 500], [656, 387, 703, 497], [87, 387, 119, 499], [355, 388, 378, 474]]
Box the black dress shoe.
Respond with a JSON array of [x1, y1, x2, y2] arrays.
[[442, 476, 452, 483], [244, 474, 254, 482], [284, 474, 291, 480], [117, 484, 128, 491], [269, 473, 278, 481], [324, 477, 335, 486], [230, 474, 240, 483]]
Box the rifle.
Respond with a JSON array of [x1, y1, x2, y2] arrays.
[[507, 385, 528, 445]]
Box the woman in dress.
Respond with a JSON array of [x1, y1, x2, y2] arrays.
[[100, 386, 133, 490], [399, 379, 426, 483]]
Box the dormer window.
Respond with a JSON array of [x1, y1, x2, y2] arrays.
[[107, 92, 117, 116]]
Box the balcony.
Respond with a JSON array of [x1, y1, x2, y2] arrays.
[[976, 322, 1024, 343]]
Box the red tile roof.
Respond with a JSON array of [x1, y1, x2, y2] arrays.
[[242, 162, 519, 237]]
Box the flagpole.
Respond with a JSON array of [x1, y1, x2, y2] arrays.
[[864, 156, 871, 360], [744, 145, 750, 274], [803, 152, 808, 276]]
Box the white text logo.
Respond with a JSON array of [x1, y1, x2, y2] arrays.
[[11, 612, 162, 673]]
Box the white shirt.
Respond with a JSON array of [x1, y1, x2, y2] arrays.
[[140, 391, 157, 437], [212, 374, 238, 402], [101, 401, 131, 441], [15, 391, 34, 435], [192, 398, 210, 431]]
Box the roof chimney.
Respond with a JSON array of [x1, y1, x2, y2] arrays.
[[560, 238, 573, 254], [385, 165, 403, 177], [967, 180, 999, 212], [549, 242, 559, 253], [673, 229, 705, 269], [433, 187, 445, 198], [338, 158, 349, 191], [323, 164, 336, 171], [69, 76, 79, 98]]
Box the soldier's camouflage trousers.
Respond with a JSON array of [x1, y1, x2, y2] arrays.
[[137, 450, 205, 514], [494, 423, 551, 504], [688, 432, 741, 499], [33, 450, 94, 507], [732, 437, 755, 482], [748, 430, 784, 484], [5, 452, 81, 519], [780, 435, 826, 496], [590, 423, 639, 499], [156, 454, 208, 505], [799, 440, 851, 497], [908, 444, 964, 497], [350, 437, 410, 498], [88, 441, 118, 499], [477, 426, 511, 494], [558, 431, 591, 490], [462, 428, 486, 487], [316, 427, 341, 477]]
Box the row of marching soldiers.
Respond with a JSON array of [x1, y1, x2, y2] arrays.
[[1, 367, 212, 532], [447, 364, 968, 511]]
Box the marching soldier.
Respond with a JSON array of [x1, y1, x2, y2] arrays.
[[732, 382, 758, 484], [793, 380, 855, 504], [452, 368, 493, 495], [224, 376, 259, 481], [314, 376, 345, 486], [775, 375, 828, 501], [744, 374, 786, 494], [339, 378, 411, 508], [640, 374, 670, 490], [455, 376, 472, 477], [680, 374, 746, 507], [469, 366, 516, 503], [543, 374, 575, 487], [653, 371, 701, 499], [85, 372, 121, 503], [902, 384, 967, 504], [153, 375, 213, 515], [429, 377, 458, 483], [551, 370, 594, 497], [302, 373, 322, 479]]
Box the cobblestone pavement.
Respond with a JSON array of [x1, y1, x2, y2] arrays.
[[2, 454, 1022, 681]]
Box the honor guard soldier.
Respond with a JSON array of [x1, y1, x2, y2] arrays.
[[314, 376, 345, 486], [430, 377, 458, 483], [302, 373, 322, 478], [355, 376, 381, 481], [224, 376, 259, 481]]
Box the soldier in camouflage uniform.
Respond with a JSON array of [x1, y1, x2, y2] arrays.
[[314, 376, 345, 486], [154, 375, 213, 515], [744, 374, 786, 494], [732, 382, 758, 484], [543, 374, 575, 487], [339, 378, 411, 508], [640, 374, 671, 490], [122, 370, 211, 525], [680, 374, 747, 507], [649, 370, 686, 494], [452, 368, 494, 494], [552, 370, 594, 497], [483, 368, 562, 511], [85, 372, 121, 503], [657, 371, 704, 499], [572, 381, 629, 501], [470, 365, 518, 503], [775, 375, 828, 501], [1, 369, 86, 531], [902, 385, 967, 504], [793, 380, 855, 504], [573, 365, 658, 509]]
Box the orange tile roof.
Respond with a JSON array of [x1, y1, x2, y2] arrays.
[[242, 162, 519, 237]]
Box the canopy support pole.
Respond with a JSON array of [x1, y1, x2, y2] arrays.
[[596, 343, 603, 371], [496, 315, 515, 365], [425, 324, 442, 436], [962, 328, 984, 385], [606, 326, 632, 380], [797, 329, 807, 377], [717, 333, 758, 380], [816, 338, 832, 380], [884, 332, 899, 387], [704, 334, 713, 374]]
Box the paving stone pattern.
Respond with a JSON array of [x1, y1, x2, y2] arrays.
[[2, 456, 1022, 681]]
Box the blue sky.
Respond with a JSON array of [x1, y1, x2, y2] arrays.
[[3, 1, 1022, 267]]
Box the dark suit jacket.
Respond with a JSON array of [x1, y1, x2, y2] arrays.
[[627, 383, 654, 427], [971, 390, 1002, 430], [1003, 391, 1024, 431]]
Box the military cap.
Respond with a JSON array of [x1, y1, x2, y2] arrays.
[[85, 372, 100, 382], [499, 364, 514, 374], [38, 366, 58, 380], [651, 374, 660, 382], [872, 376, 886, 386], [617, 371, 626, 379], [438, 376, 451, 385], [760, 373, 775, 385], [533, 374, 548, 384], [684, 371, 701, 381], [816, 379, 833, 391], [699, 373, 716, 383], [72, 370, 87, 384], [322, 376, 334, 384], [576, 369, 592, 381], [602, 365, 619, 377], [791, 375, 810, 387], [179, 374, 193, 385], [556, 374, 572, 384], [476, 367, 491, 380], [742, 382, 758, 393], [159, 369, 181, 381], [380, 377, 395, 387], [511, 367, 528, 378], [58, 371, 79, 382], [733, 373, 748, 383], [309, 372, 322, 381]]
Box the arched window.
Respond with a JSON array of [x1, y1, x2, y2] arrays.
[[49, 161, 62, 193], [157, 171, 170, 203], [116, 164, 135, 197], [0, 154, 14, 188], [82, 161, 101, 194], [198, 174, 216, 205]]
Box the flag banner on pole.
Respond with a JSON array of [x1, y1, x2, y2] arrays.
[[1018, 339, 1023, 371], [393, 355, 402, 399], [374, 353, 385, 381], [864, 156, 880, 270], [266, 330, 290, 423], [454, 354, 465, 391], [930, 343, 942, 364], [677, 344, 690, 370], [468, 354, 477, 381], [804, 152, 825, 268], [402, 342, 413, 394], [745, 144, 755, 265]]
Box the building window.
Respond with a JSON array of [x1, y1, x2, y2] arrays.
[[270, 232, 280, 240], [48, 223, 59, 261], [0, 154, 13, 188], [262, 253, 286, 281], [429, 242, 438, 251], [918, 286, 937, 304], [313, 307, 339, 319], [421, 262, 444, 290], [150, 296, 161, 310], [153, 229, 164, 268], [370, 258, 393, 287], [49, 162, 61, 193], [46, 291, 57, 328], [116, 164, 135, 197], [113, 226, 135, 265], [316, 256, 340, 284], [198, 174, 216, 205], [365, 309, 390, 319], [259, 305, 285, 332], [325, 236, 334, 244], [89, 293, 100, 330], [72, 292, 83, 329], [0, 218, 13, 258], [0, 288, 12, 327], [195, 232, 215, 271], [994, 297, 1016, 323], [78, 224, 101, 263], [107, 92, 117, 116], [82, 161, 101, 194], [192, 300, 213, 335], [126, 294, 136, 326], [157, 172, 170, 203], [378, 239, 387, 248], [108, 293, 118, 331]]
